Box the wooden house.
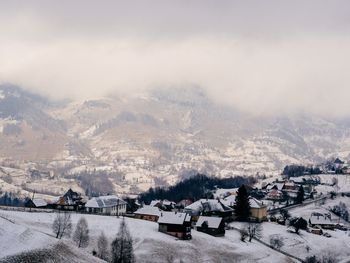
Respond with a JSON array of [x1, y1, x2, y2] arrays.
[[158, 211, 192, 240], [56, 188, 85, 211], [134, 206, 161, 222], [196, 216, 225, 237], [309, 213, 342, 230], [184, 199, 233, 222]]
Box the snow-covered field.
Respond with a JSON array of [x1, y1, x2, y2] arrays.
[[0, 210, 294, 263], [252, 196, 350, 263]]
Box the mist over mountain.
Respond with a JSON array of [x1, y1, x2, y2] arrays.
[[0, 84, 349, 196]]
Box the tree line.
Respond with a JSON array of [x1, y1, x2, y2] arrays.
[[139, 173, 257, 204]]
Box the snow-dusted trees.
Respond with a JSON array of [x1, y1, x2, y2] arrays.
[[269, 235, 284, 249], [52, 211, 72, 239], [97, 231, 109, 261], [280, 209, 291, 223], [288, 217, 307, 234], [331, 202, 349, 221], [73, 217, 89, 248], [246, 223, 263, 242], [111, 218, 135, 263]]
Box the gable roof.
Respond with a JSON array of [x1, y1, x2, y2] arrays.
[[157, 212, 191, 225], [249, 197, 266, 209], [85, 195, 127, 208], [32, 198, 47, 207], [185, 199, 233, 213], [266, 183, 284, 191], [221, 195, 236, 207], [196, 216, 223, 229], [134, 205, 161, 217], [309, 213, 340, 226]]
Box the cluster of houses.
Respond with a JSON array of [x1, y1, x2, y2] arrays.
[[261, 178, 318, 203], [24, 186, 270, 240], [25, 188, 128, 216], [22, 173, 346, 241], [132, 195, 268, 239]]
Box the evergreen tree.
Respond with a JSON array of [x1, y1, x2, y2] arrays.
[[73, 217, 89, 248], [296, 185, 304, 204], [288, 217, 307, 234], [234, 185, 251, 221], [111, 218, 135, 263]]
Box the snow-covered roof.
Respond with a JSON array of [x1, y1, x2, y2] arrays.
[[150, 199, 175, 207], [85, 195, 127, 208], [150, 200, 161, 206], [266, 183, 284, 191], [32, 198, 47, 207], [157, 211, 191, 225], [196, 216, 223, 229], [214, 188, 238, 198], [134, 205, 161, 216], [221, 195, 236, 207], [309, 213, 339, 226], [249, 197, 266, 209], [185, 199, 233, 212]]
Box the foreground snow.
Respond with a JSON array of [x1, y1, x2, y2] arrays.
[[0, 210, 293, 263]]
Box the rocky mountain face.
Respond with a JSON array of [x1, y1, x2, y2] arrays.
[[0, 84, 349, 197]]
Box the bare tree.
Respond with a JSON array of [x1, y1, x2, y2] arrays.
[[321, 250, 338, 263], [240, 228, 248, 242], [52, 211, 72, 239], [269, 234, 284, 249], [97, 231, 109, 261], [246, 223, 263, 242], [73, 217, 89, 248], [111, 218, 135, 263]]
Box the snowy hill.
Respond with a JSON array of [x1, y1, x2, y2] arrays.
[[0, 210, 293, 263]]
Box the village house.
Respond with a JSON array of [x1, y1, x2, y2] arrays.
[[249, 197, 267, 222], [158, 211, 192, 240], [184, 199, 233, 222], [134, 205, 161, 222], [266, 189, 284, 201], [56, 188, 85, 211], [309, 212, 343, 230], [176, 199, 193, 209], [196, 216, 225, 237], [25, 198, 47, 209], [85, 195, 127, 216]]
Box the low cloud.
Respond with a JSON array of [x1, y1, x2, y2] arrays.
[[0, 1, 349, 117]]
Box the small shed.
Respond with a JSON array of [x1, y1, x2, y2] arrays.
[[196, 216, 225, 236]]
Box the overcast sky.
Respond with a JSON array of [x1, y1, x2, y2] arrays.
[[0, 1, 349, 116]]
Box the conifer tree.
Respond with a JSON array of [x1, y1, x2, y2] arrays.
[[234, 185, 251, 221], [296, 185, 304, 204]]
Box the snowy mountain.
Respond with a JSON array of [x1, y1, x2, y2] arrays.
[[0, 84, 349, 197]]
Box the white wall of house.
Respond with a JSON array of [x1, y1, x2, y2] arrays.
[[86, 203, 127, 216]]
